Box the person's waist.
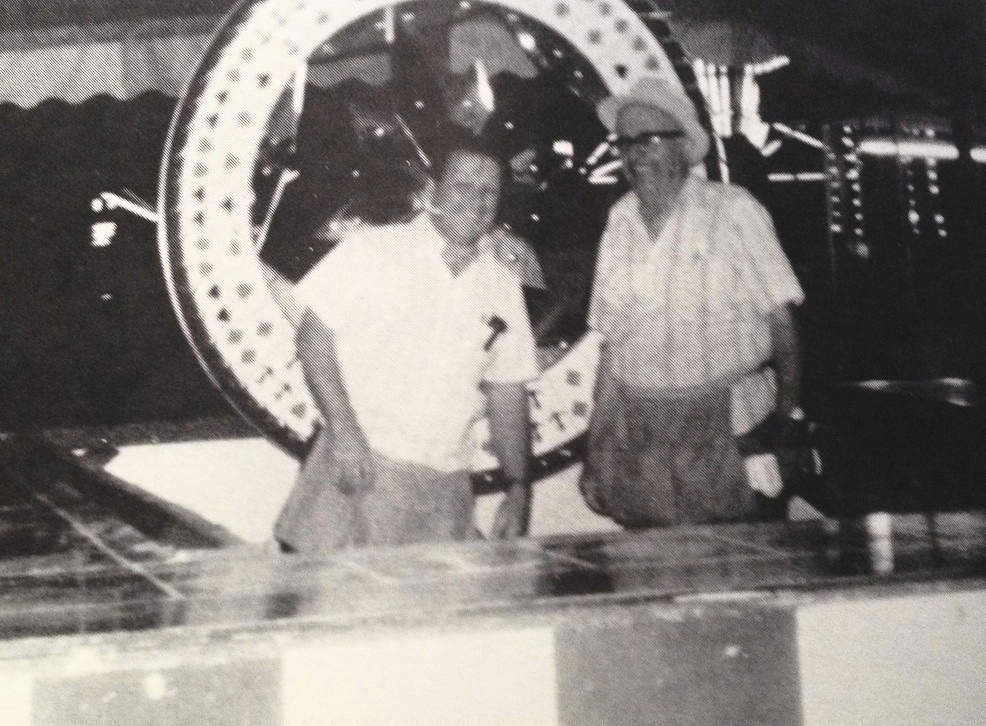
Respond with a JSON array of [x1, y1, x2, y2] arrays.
[[372, 442, 471, 473], [370, 449, 469, 478], [351, 390, 483, 433], [614, 375, 738, 402], [606, 338, 769, 388], [362, 425, 475, 473], [612, 360, 772, 401]]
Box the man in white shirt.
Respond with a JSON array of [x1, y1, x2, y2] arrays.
[[582, 77, 805, 528], [272, 140, 538, 552]]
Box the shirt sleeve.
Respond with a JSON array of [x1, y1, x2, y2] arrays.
[[483, 273, 539, 385], [586, 206, 620, 334], [732, 189, 804, 312], [292, 235, 369, 333]]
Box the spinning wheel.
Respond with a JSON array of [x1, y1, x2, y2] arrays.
[[158, 0, 716, 482]]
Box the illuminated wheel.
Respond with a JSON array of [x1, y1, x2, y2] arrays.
[[158, 0, 718, 482]]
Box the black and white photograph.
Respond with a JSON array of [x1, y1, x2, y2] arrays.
[[0, 0, 983, 723]]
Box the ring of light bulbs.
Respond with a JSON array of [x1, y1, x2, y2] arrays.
[[158, 0, 700, 481]]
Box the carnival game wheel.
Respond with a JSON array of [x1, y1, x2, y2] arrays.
[[158, 0, 717, 483]]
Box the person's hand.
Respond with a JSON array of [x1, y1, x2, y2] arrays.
[[328, 425, 374, 497], [579, 405, 615, 514], [490, 479, 531, 539], [581, 394, 625, 515], [579, 452, 606, 516]]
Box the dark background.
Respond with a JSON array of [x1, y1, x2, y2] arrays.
[[0, 0, 983, 432], [0, 92, 230, 429]]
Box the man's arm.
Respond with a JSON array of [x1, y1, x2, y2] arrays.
[[485, 381, 532, 539], [296, 309, 373, 494], [768, 302, 802, 417], [579, 340, 625, 514], [768, 302, 813, 485], [588, 341, 621, 435], [733, 188, 804, 418]]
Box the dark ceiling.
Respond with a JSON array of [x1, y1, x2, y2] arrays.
[[2, 0, 983, 120], [657, 0, 985, 117]]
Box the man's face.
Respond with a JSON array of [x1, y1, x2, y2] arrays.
[[431, 151, 502, 248], [615, 104, 689, 209]]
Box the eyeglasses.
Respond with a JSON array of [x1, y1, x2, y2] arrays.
[[612, 130, 686, 151]]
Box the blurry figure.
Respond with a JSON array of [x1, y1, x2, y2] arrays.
[[259, 79, 437, 279], [257, 84, 387, 279], [269, 141, 537, 552], [580, 77, 806, 529], [446, 59, 497, 135], [344, 97, 434, 225], [445, 10, 538, 80]]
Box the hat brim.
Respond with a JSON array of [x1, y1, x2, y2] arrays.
[[598, 89, 711, 166]]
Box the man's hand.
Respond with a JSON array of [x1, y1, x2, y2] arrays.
[[580, 348, 625, 514], [296, 310, 374, 496], [326, 425, 374, 497], [485, 381, 532, 539], [490, 478, 531, 539], [581, 394, 628, 515]]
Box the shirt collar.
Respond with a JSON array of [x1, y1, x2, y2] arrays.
[[416, 211, 484, 277]]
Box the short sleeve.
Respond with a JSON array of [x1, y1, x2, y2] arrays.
[[732, 190, 804, 312], [483, 274, 539, 385], [292, 236, 368, 333]]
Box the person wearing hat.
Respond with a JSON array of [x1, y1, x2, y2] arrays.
[[580, 76, 805, 529]]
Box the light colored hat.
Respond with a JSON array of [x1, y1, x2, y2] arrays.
[[597, 76, 710, 166]]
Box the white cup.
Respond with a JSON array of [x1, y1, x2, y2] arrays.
[[865, 512, 893, 575], [865, 512, 892, 539]]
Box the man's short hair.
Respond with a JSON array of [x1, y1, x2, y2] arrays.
[[434, 129, 510, 190]]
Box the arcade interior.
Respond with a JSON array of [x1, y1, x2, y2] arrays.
[[0, 1, 984, 723]]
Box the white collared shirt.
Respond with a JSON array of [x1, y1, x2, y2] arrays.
[[588, 174, 803, 424], [295, 213, 538, 472]]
